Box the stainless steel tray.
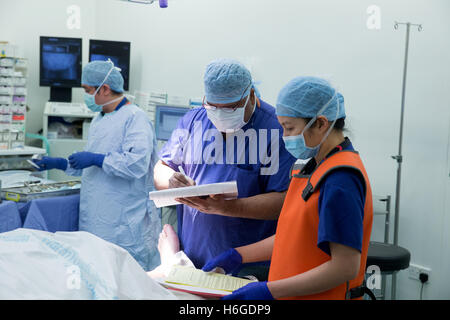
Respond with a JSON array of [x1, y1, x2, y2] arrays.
[[1, 181, 81, 202]]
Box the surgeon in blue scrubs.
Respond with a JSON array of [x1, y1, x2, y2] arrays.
[[153, 58, 296, 279], [34, 60, 161, 271]]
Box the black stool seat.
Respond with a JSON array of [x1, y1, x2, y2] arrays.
[[367, 241, 411, 273]]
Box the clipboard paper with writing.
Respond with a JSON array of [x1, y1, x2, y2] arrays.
[[157, 265, 256, 298]]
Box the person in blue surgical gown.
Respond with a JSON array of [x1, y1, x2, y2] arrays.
[[34, 60, 161, 271], [152, 58, 296, 280]]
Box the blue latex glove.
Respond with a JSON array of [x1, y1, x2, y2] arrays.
[[202, 248, 243, 275], [222, 281, 274, 300], [68, 152, 105, 170], [33, 157, 68, 171]]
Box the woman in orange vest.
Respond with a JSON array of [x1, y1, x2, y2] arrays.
[[202, 77, 373, 300]]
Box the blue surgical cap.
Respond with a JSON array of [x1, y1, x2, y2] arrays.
[[276, 76, 346, 121], [204, 58, 253, 104], [82, 60, 124, 93]]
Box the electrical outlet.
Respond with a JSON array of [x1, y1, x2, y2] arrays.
[[408, 263, 431, 282]]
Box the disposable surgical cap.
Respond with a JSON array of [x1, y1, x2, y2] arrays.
[[204, 58, 253, 104], [82, 60, 124, 93], [276, 76, 346, 121]]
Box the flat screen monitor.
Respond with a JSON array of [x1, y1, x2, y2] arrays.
[[89, 39, 130, 91], [155, 105, 191, 141], [40, 36, 82, 102]]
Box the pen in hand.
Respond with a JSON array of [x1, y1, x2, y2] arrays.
[[178, 166, 196, 186]]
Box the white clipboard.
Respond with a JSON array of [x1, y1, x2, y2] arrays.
[[149, 181, 238, 208]]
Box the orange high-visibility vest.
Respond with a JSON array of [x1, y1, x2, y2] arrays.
[[268, 150, 373, 300]]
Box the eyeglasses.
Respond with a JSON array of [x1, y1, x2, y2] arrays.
[[202, 83, 252, 113]]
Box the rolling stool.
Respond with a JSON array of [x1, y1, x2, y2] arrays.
[[366, 241, 410, 299], [366, 196, 411, 300]]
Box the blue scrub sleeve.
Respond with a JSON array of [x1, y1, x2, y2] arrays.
[[102, 112, 153, 180], [317, 169, 366, 256]]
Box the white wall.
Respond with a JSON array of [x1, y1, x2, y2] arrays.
[[2, 0, 449, 299]]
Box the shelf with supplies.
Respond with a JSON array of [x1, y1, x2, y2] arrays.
[[0, 52, 28, 151]]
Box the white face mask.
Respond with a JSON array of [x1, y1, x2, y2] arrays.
[[206, 94, 256, 133]]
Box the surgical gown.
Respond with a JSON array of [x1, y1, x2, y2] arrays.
[[159, 100, 296, 268], [66, 103, 161, 271]]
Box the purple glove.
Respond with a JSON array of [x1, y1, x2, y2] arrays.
[[202, 248, 242, 275], [68, 152, 105, 170], [33, 157, 68, 171], [222, 281, 274, 300]]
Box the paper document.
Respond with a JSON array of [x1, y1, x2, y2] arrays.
[[149, 181, 238, 208], [164, 266, 256, 295], [155, 279, 226, 298]]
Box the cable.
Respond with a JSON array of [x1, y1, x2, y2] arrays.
[[419, 273, 429, 300], [420, 282, 424, 300]]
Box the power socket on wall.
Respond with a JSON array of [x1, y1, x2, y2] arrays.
[[408, 263, 431, 282]]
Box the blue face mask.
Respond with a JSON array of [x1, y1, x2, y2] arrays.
[[84, 92, 103, 112], [283, 133, 320, 160], [282, 93, 339, 160]]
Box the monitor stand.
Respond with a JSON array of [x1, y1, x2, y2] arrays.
[[50, 87, 72, 103]]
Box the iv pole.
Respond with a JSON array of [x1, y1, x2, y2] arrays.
[[391, 21, 422, 300]]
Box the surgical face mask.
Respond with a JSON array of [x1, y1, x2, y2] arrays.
[[84, 87, 125, 113], [282, 93, 339, 160], [206, 94, 255, 133], [84, 90, 103, 112]]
